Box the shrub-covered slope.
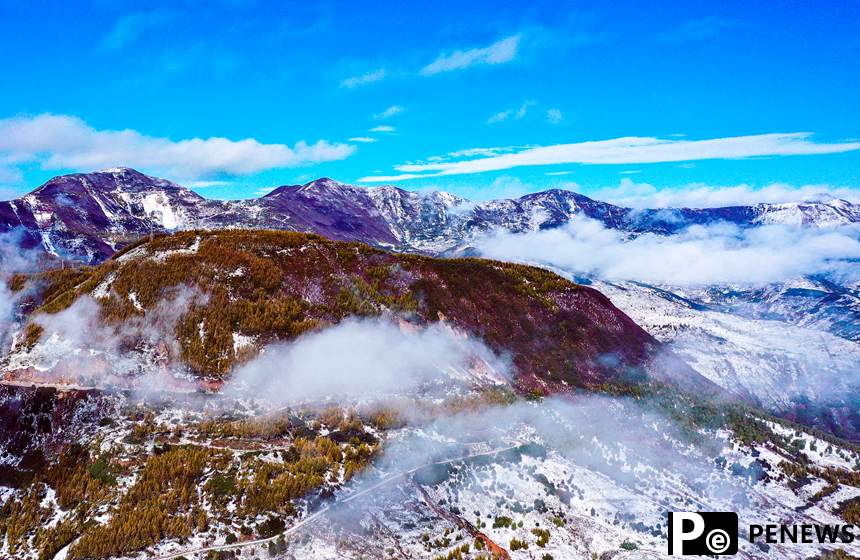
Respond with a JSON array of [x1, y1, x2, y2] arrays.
[[5, 229, 717, 395]]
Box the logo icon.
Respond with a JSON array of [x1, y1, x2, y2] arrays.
[[668, 512, 739, 556]]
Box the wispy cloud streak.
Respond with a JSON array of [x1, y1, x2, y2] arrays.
[[375, 106, 403, 119], [340, 68, 386, 88], [359, 133, 860, 182], [421, 35, 520, 75]]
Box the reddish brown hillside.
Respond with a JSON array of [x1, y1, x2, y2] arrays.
[[7, 230, 718, 395]]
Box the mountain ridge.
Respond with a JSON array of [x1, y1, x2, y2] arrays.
[[2, 167, 858, 264], [2, 229, 721, 399]]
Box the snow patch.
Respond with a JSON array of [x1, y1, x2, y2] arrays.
[[91, 272, 117, 299], [142, 192, 182, 229], [232, 332, 255, 352]]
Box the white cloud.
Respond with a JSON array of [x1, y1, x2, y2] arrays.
[[588, 178, 860, 208], [1, 232, 46, 352], [487, 101, 534, 124], [229, 318, 507, 405], [369, 125, 395, 132], [547, 109, 562, 124], [478, 215, 860, 286], [182, 180, 230, 189], [100, 11, 172, 52], [375, 105, 403, 119], [340, 68, 386, 88], [0, 113, 355, 181], [447, 147, 510, 158], [349, 137, 378, 143], [358, 133, 860, 182], [483, 175, 530, 200], [421, 35, 520, 75]]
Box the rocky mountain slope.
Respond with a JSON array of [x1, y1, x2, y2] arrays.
[[699, 276, 860, 343], [2, 230, 715, 397], [584, 277, 860, 440], [3, 167, 858, 264], [3, 168, 859, 440], [2, 171, 860, 560]]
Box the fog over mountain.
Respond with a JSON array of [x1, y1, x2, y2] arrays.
[[2, 1, 858, 558], [2, 169, 860, 560]]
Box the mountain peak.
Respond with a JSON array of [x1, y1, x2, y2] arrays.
[[302, 176, 345, 188], [802, 192, 844, 204], [296, 177, 358, 195], [96, 166, 138, 174], [4, 170, 860, 266]]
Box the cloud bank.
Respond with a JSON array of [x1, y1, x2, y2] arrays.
[[359, 133, 860, 182], [477, 215, 860, 285], [0, 114, 355, 182], [588, 179, 860, 208]]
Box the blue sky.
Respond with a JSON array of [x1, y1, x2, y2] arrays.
[[0, 0, 858, 205]]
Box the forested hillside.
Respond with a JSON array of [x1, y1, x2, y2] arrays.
[[6, 229, 714, 395]]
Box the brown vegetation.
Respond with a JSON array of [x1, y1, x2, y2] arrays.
[[14, 229, 698, 393]]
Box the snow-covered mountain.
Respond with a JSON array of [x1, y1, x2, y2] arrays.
[[4, 373, 860, 560], [0, 168, 205, 261], [3, 168, 860, 440], [3, 167, 858, 264], [700, 276, 860, 342], [4, 170, 860, 560], [583, 277, 860, 440]]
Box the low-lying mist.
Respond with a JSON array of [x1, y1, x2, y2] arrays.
[[338, 394, 747, 532], [0, 230, 41, 355], [228, 318, 509, 406], [478, 215, 860, 285], [585, 179, 860, 209], [7, 285, 207, 390]]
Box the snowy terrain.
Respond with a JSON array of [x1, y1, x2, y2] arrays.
[[6, 392, 859, 560], [3, 168, 859, 264]]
